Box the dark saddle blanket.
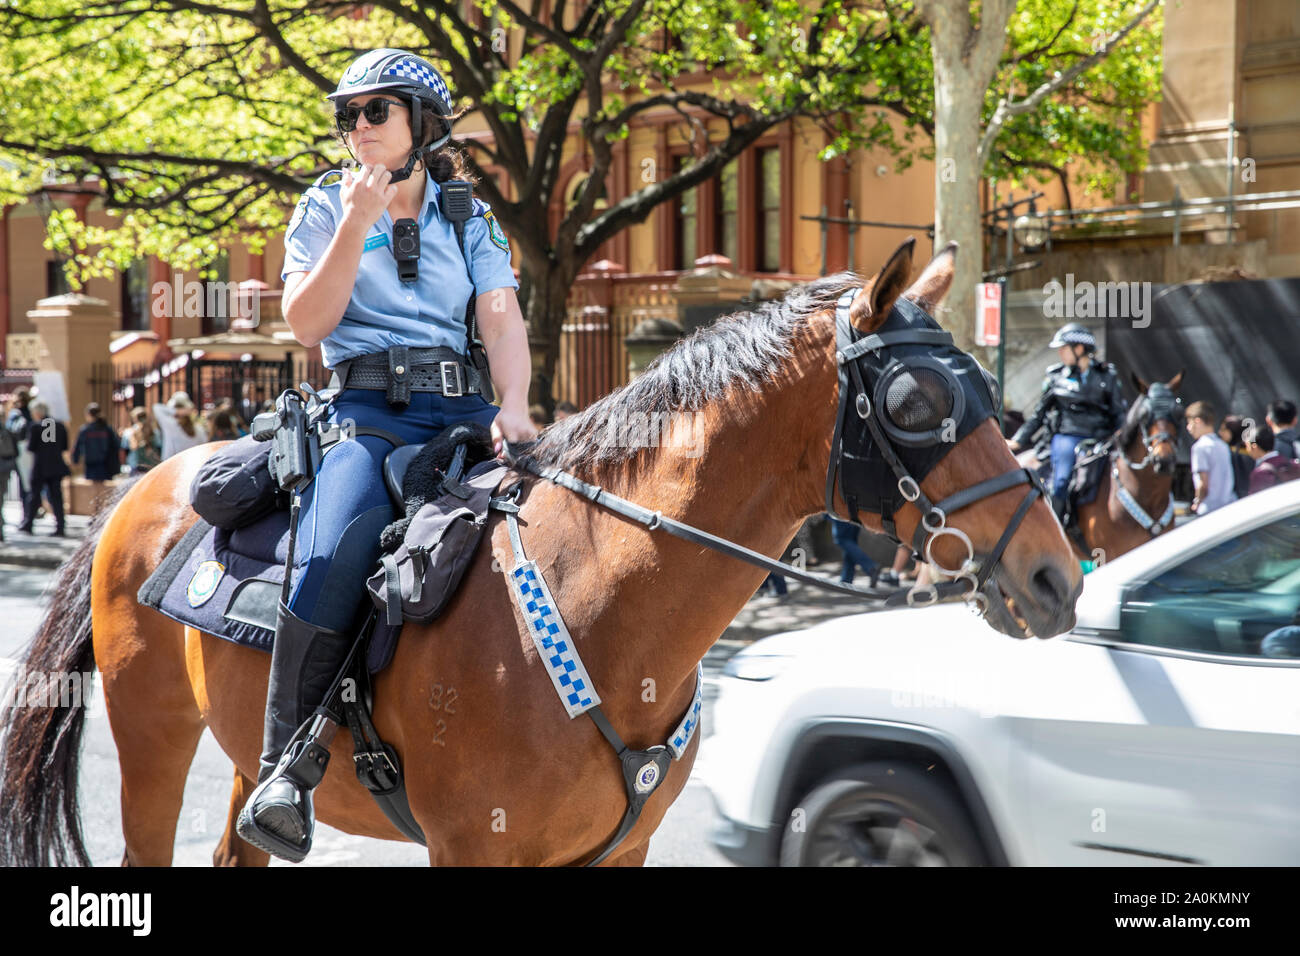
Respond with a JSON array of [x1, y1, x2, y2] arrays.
[[136, 423, 502, 672], [1067, 440, 1111, 513]]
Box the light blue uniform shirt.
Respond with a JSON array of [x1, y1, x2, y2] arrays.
[[281, 169, 519, 369]]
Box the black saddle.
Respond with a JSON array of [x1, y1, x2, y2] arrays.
[[378, 423, 496, 553]]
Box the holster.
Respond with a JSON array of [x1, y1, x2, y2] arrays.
[[387, 345, 412, 408]]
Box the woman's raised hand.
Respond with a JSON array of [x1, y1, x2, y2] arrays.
[[340, 163, 397, 232]]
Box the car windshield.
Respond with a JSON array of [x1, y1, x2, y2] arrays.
[[1141, 514, 1300, 595], [1120, 512, 1300, 658]]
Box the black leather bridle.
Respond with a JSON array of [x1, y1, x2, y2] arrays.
[[505, 286, 1049, 615], [1120, 384, 1183, 472], [824, 288, 1046, 610]]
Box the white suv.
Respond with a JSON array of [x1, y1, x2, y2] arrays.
[[702, 481, 1300, 866]]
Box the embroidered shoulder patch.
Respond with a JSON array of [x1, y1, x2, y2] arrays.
[[483, 209, 509, 252], [287, 197, 309, 238]]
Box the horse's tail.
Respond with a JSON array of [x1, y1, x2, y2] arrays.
[[0, 477, 140, 866]]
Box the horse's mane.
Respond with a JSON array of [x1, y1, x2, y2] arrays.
[[523, 271, 862, 477]]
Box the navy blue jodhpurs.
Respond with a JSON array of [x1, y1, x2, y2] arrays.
[[285, 387, 500, 631]]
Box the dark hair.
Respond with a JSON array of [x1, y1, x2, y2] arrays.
[[1186, 400, 1216, 424], [1268, 399, 1297, 427], [85, 402, 101, 419], [1247, 422, 1276, 453], [554, 401, 579, 415], [1219, 414, 1244, 447]]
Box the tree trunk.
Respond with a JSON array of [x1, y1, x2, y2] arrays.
[[518, 260, 573, 413], [919, 0, 1016, 359], [931, 78, 985, 355]]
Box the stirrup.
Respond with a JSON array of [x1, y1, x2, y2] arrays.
[[236, 717, 333, 862]]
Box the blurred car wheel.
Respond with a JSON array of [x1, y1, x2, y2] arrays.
[[780, 762, 987, 867]]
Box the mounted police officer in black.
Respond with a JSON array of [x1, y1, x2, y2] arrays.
[[1008, 323, 1127, 523]]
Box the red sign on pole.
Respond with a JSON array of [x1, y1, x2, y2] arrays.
[[976, 282, 1002, 346]]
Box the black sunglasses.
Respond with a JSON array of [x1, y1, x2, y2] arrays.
[[335, 98, 404, 133]]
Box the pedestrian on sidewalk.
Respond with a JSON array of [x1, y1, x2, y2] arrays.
[[1245, 423, 1300, 494], [0, 395, 21, 542], [5, 387, 34, 513], [18, 400, 70, 537], [121, 406, 163, 474], [831, 517, 880, 586], [72, 402, 120, 481], [152, 390, 209, 460]]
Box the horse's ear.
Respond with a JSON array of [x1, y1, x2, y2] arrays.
[[902, 241, 958, 312], [1167, 368, 1185, 392], [849, 237, 915, 333], [1130, 371, 1149, 395]]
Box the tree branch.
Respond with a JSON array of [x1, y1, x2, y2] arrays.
[[0, 138, 308, 194], [979, 0, 1160, 164]]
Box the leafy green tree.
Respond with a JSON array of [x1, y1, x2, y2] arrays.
[[0, 0, 1160, 396]]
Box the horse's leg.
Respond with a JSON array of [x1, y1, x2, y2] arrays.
[[213, 767, 270, 867], [102, 616, 206, 867]]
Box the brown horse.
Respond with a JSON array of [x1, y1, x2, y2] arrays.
[[0, 239, 1082, 867], [1018, 371, 1185, 565]]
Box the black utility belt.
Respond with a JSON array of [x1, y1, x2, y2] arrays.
[[337, 346, 482, 404]]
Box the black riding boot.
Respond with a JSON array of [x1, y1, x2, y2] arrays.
[[1051, 493, 1070, 527], [235, 600, 352, 863]]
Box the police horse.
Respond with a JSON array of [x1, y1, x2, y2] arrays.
[[1018, 372, 1185, 565], [0, 240, 1082, 866]]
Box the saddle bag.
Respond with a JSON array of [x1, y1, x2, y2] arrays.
[[366, 460, 510, 626], [189, 434, 287, 530]]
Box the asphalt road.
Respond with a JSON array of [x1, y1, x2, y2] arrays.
[[0, 562, 736, 867]]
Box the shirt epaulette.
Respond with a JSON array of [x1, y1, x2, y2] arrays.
[[470, 197, 490, 217], [313, 169, 345, 189]]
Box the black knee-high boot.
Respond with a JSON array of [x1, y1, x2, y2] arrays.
[[235, 600, 352, 863]]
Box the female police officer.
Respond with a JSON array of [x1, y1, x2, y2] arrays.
[[1007, 322, 1126, 524], [236, 48, 537, 862]]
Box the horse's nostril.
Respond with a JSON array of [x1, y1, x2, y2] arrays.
[[1031, 565, 1069, 611]]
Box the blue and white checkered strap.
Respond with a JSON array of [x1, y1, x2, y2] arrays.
[[502, 506, 703, 758], [505, 511, 600, 719], [1113, 468, 1175, 534], [667, 662, 704, 759]]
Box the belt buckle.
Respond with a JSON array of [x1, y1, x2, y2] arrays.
[[439, 360, 464, 397]]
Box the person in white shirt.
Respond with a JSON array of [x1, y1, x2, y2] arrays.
[[152, 391, 209, 459], [1185, 400, 1237, 515]]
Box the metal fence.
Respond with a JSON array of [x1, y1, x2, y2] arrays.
[[94, 354, 332, 433]]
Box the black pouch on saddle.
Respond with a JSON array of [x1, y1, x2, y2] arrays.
[[189, 434, 287, 531], [366, 460, 509, 626]]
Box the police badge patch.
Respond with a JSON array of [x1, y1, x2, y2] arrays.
[[483, 210, 509, 251], [187, 560, 226, 608]]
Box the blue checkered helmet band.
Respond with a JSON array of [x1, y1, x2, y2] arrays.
[[1049, 322, 1096, 350], [329, 48, 453, 116], [383, 58, 450, 109]]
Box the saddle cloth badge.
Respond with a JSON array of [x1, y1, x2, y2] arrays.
[[187, 560, 226, 608], [509, 560, 601, 719]]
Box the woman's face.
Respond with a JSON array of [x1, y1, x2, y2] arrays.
[[344, 93, 412, 171]]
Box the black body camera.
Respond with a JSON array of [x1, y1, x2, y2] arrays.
[[393, 218, 420, 282]]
